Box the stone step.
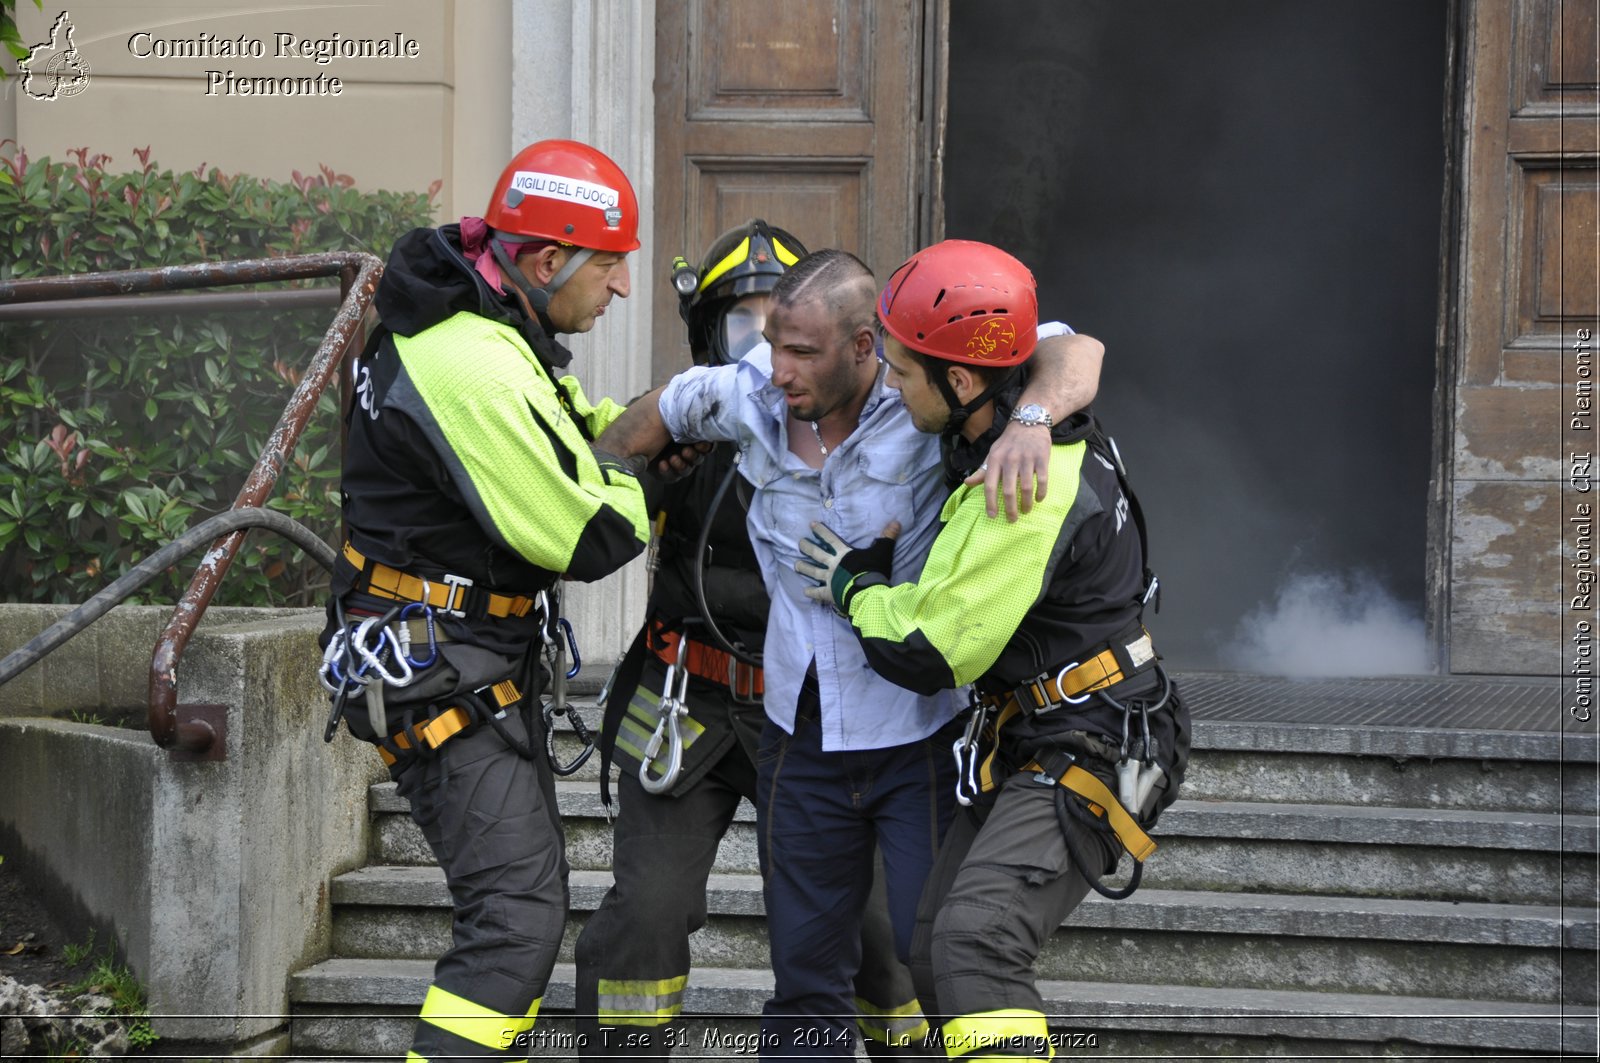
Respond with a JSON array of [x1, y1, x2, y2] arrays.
[[368, 782, 1598, 905], [544, 705, 1599, 813], [288, 957, 1593, 1057], [326, 865, 1595, 1005]]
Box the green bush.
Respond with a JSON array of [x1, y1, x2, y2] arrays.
[[0, 143, 438, 605]]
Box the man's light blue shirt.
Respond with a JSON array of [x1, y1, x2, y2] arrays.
[[659, 345, 961, 751], [658, 324, 1070, 752]]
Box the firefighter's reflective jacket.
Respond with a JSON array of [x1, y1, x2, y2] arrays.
[[329, 224, 650, 658], [842, 400, 1187, 817]]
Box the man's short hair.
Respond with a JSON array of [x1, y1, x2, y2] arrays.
[[771, 249, 876, 345]]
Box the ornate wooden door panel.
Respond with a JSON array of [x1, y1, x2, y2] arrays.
[[652, 0, 941, 382]]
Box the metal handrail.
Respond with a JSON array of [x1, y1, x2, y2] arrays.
[[0, 252, 382, 759]]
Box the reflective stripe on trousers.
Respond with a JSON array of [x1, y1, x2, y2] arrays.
[[910, 776, 1115, 1061], [394, 707, 567, 1063], [941, 1008, 1052, 1061]]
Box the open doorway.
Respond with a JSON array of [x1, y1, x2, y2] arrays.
[[945, 0, 1448, 673]]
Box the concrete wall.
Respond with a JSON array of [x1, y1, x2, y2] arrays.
[[0, 606, 383, 1046]]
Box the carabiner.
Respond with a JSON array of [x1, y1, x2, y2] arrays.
[[950, 700, 989, 807], [352, 615, 416, 687], [558, 616, 580, 679], [544, 698, 595, 776], [639, 638, 691, 794], [398, 602, 439, 669]]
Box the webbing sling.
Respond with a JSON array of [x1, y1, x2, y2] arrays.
[[378, 680, 522, 766], [648, 619, 764, 697], [1013, 627, 1156, 711], [978, 695, 1156, 863]]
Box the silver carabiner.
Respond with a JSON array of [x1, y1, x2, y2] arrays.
[[639, 637, 691, 794], [950, 700, 989, 807]]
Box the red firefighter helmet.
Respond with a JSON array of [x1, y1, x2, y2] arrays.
[[877, 240, 1038, 367], [485, 139, 640, 253]]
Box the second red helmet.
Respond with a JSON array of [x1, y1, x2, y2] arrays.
[[485, 139, 640, 253], [877, 239, 1038, 367]]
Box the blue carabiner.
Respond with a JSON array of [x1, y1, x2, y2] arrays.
[[399, 602, 439, 668], [558, 616, 580, 679]]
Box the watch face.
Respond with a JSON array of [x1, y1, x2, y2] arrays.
[[1015, 403, 1049, 426]]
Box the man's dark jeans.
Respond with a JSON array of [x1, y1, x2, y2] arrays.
[[755, 685, 956, 1059]]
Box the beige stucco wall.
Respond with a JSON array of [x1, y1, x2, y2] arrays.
[[3, 0, 511, 220]]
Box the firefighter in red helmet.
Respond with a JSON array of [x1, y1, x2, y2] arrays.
[[797, 240, 1190, 1060], [320, 139, 650, 1063]]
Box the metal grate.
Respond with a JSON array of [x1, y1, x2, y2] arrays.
[[1171, 671, 1570, 733]]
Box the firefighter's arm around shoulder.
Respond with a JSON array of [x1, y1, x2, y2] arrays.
[[820, 442, 1092, 695]]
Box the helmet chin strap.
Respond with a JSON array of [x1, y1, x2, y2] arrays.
[[936, 366, 1020, 434], [490, 238, 595, 335]]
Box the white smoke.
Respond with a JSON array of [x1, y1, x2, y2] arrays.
[[1221, 569, 1433, 678]]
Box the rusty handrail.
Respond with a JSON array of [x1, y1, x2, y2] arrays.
[[0, 252, 382, 758]]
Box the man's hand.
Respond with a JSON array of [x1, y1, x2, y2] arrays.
[[968, 420, 1051, 522], [795, 520, 901, 612], [650, 440, 714, 482], [594, 384, 672, 461]]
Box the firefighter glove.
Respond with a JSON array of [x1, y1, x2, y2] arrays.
[[795, 521, 898, 613]]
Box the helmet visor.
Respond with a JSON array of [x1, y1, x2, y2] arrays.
[[719, 295, 769, 363]]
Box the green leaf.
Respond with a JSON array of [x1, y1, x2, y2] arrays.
[[144, 397, 158, 419]]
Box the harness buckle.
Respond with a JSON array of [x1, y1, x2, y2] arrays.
[[1053, 661, 1093, 706], [440, 572, 474, 618], [727, 658, 762, 705]]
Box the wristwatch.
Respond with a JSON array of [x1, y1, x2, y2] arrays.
[[1010, 403, 1053, 428]]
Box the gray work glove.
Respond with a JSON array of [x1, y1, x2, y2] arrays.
[[795, 521, 900, 613]]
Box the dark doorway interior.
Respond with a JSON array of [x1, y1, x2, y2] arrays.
[[945, 0, 1447, 672]]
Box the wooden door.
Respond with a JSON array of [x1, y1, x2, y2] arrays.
[[652, 0, 945, 382], [1441, 0, 1598, 674]]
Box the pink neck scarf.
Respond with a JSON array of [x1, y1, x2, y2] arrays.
[[459, 216, 538, 295]]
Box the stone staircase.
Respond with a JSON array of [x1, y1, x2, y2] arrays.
[[289, 676, 1599, 1058]]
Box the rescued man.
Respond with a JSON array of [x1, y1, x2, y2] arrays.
[[591, 247, 1104, 1058], [575, 220, 932, 1059]]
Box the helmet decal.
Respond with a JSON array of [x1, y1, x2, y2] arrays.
[[964, 318, 1017, 361], [508, 170, 621, 210], [699, 237, 753, 293]]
